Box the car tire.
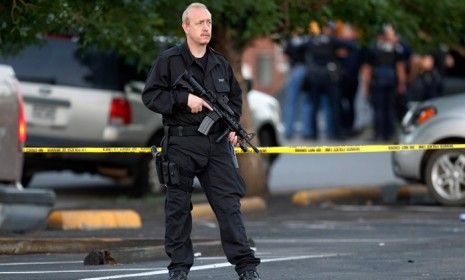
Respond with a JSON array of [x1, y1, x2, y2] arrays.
[[131, 133, 165, 197], [21, 172, 33, 188], [425, 149, 465, 206], [131, 154, 163, 197], [258, 127, 279, 173]]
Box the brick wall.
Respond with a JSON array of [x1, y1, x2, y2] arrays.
[[241, 37, 288, 96]]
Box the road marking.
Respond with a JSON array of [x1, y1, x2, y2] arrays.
[[0, 268, 159, 275], [0, 260, 83, 266], [331, 205, 450, 212], [195, 256, 227, 261], [79, 254, 344, 280], [195, 251, 273, 261], [256, 238, 421, 243]]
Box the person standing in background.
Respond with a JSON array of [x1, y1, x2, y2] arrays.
[[282, 27, 311, 139], [304, 21, 349, 140], [335, 22, 362, 136], [361, 24, 407, 142]]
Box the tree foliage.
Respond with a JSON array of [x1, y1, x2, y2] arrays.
[[2, 0, 465, 68], [1, 0, 163, 69]]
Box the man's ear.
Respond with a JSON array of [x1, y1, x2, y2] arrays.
[[182, 22, 189, 34]]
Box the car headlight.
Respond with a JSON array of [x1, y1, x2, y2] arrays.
[[402, 105, 437, 134]]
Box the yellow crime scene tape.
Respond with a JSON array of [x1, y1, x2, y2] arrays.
[[22, 143, 465, 154]]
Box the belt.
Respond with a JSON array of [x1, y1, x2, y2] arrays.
[[166, 126, 203, 136], [166, 125, 224, 137]]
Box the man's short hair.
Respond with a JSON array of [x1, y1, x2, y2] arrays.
[[182, 3, 210, 24]]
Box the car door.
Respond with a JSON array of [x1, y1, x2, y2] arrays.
[[0, 65, 24, 184]]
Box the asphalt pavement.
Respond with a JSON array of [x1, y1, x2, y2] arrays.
[[4, 126, 463, 279], [2, 197, 465, 279]]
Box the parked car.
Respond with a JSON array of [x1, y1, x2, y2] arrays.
[[392, 93, 465, 206], [1, 37, 283, 196], [0, 64, 55, 232], [0, 65, 26, 186]]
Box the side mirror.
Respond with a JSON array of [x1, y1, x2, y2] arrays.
[[124, 81, 145, 94]]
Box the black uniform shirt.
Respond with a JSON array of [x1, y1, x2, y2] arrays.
[[142, 42, 242, 127], [364, 41, 403, 67], [305, 34, 353, 66]]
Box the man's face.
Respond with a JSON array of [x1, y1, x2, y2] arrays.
[[384, 25, 398, 43], [183, 7, 212, 46]]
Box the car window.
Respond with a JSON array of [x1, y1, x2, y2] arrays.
[[0, 37, 141, 91]]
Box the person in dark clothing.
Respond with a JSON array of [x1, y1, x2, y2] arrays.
[[432, 44, 455, 95], [142, 3, 260, 280], [283, 28, 312, 139], [394, 36, 413, 122], [304, 22, 348, 140], [409, 54, 442, 101], [361, 24, 407, 142], [335, 23, 362, 135]]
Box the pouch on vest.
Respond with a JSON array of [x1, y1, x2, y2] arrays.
[[373, 66, 396, 87], [307, 65, 332, 85]]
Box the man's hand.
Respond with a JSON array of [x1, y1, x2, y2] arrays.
[[187, 94, 213, 113], [228, 131, 239, 146]]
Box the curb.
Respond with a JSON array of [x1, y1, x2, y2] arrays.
[[292, 184, 430, 207], [0, 197, 266, 256], [0, 238, 222, 263], [46, 197, 266, 230], [103, 240, 223, 264], [0, 187, 431, 258], [0, 238, 161, 255], [47, 209, 142, 230], [192, 196, 266, 219]]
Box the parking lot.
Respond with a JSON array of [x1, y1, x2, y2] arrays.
[[2, 190, 465, 280]]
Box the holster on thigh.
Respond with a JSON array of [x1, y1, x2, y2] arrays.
[[154, 152, 180, 186]]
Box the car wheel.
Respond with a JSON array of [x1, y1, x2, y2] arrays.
[[132, 133, 165, 196], [21, 166, 34, 188], [21, 173, 33, 188], [425, 149, 465, 206], [258, 127, 278, 173], [132, 154, 163, 197]]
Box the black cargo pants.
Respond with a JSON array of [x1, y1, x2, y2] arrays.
[[164, 132, 260, 275]]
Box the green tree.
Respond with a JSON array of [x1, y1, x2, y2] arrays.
[[1, 0, 163, 69], [3, 1, 465, 67]]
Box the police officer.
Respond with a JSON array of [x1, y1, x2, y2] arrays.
[[304, 22, 347, 140], [142, 3, 260, 280], [336, 23, 362, 135], [283, 27, 312, 139], [361, 24, 407, 142]]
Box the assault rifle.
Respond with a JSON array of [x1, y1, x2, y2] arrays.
[[173, 70, 259, 153]]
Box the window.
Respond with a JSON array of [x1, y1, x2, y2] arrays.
[[0, 38, 141, 91], [256, 54, 273, 87]]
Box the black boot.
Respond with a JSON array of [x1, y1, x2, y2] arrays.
[[168, 270, 187, 280], [239, 270, 261, 280]]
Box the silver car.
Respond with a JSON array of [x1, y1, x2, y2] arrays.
[[0, 65, 25, 186], [1, 37, 283, 195], [392, 93, 465, 206], [0, 64, 55, 232]]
